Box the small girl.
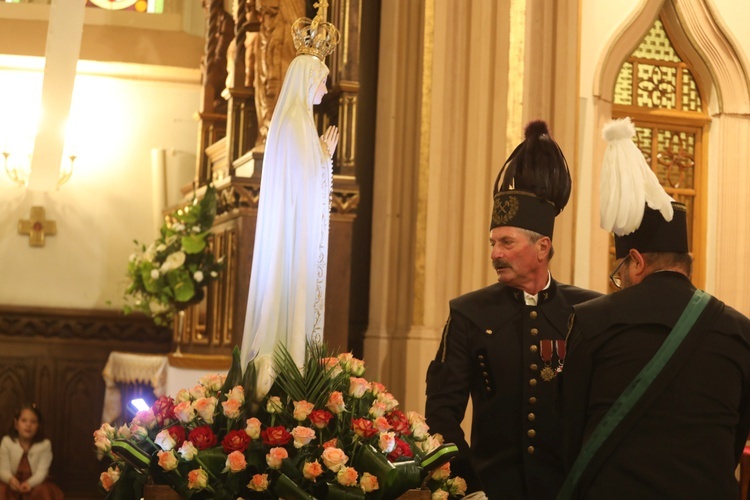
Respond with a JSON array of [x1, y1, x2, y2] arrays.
[[0, 405, 63, 499]]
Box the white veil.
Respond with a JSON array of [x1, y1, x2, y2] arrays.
[[240, 54, 332, 375]]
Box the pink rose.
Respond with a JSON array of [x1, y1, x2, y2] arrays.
[[336, 466, 358, 487], [193, 397, 217, 423], [322, 438, 338, 448], [309, 409, 334, 429], [225, 385, 244, 402], [326, 391, 346, 414], [447, 477, 468, 496], [173, 401, 194, 424], [99, 466, 120, 492], [378, 431, 396, 453], [174, 388, 191, 403], [187, 468, 209, 490], [116, 424, 131, 439], [199, 373, 224, 392], [348, 377, 369, 398], [407, 411, 427, 425], [265, 396, 283, 414], [377, 392, 399, 411], [322, 357, 343, 377], [221, 398, 242, 419], [412, 421, 430, 440], [369, 401, 388, 419], [225, 450, 247, 473], [360, 472, 379, 493], [349, 358, 366, 376], [432, 490, 449, 500], [248, 474, 269, 492], [157, 450, 178, 471], [189, 384, 207, 400], [134, 409, 157, 429], [293, 400, 315, 421], [245, 417, 261, 439], [321, 447, 349, 472], [94, 436, 111, 454], [370, 381, 387, 395], [266, 446, 289, 469], [303, 460, 324, 481], [432, 462, 451, 481], [291, 425, 316, 448], [94, 423, 115, 440], [374, 416, 392, 433]]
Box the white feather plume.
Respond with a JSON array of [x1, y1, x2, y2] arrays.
[[599, 117, 674, 235]]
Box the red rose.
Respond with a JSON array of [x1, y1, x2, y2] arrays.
[[351, 418, 378, 438], [386, 410, 411, 436], [387, 437, 414, 462], [188, 425, 217, 450], [309, 409, 334, 429], [152, 396, 176, 426], [261, 425, 292, 446], [222, 429, 250, 454], [167, 425, 186, 448]]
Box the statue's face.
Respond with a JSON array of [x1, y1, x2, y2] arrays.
[[313, 76, 328, 105]]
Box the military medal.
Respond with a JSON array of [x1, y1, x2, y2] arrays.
[[539, 340, 556, 381], [556, 340, 566, 373]]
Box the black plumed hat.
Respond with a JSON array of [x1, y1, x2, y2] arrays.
[[490, 120, 571, 239]]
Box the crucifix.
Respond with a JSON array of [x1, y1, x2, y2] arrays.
[[19, 206, 57, 247]]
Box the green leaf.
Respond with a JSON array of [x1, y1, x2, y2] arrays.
[[243, 355, 258, 409], [326, 482, 367, 500], [352, 445, 422, 500], [182, 234, 207, 254], [196, 448, 228, 478], [272, 473, 316, 500], [168, 269, 195, 302]]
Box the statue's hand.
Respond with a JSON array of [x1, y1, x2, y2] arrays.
[[321, 125, 339, 159]]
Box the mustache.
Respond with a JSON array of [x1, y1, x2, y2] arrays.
[[493, 259, 511, 271]]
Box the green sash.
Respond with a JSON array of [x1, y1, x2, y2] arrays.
[[557, 289, 713, 500]]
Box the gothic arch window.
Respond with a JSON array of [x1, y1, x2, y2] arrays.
[[610, 16, 709, 288]]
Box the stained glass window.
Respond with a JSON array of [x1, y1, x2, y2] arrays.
[[611, 15, 708, 288]]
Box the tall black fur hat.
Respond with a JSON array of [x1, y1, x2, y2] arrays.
[[490, 120, 571, 239]]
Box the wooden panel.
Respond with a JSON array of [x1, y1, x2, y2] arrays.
[[0, 306, 171, 499]]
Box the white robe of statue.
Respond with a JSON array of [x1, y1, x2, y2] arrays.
[[240, 54, 332, 374]]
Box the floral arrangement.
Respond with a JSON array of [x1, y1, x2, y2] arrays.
[[123, 185, 223, 325], [94, 345, 467, 499]]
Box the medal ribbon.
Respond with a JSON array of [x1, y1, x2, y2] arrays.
[[539, 340, 554, 365]]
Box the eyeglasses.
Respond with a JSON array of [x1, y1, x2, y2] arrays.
[[609, 256, 630, 289]]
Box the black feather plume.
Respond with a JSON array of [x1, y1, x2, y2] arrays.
[[493, 120, 571, 214]]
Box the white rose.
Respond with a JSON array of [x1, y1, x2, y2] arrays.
[[156, 244, 166, 252], [194, 270, 204, 282], [192, 225, 201, 233], [150, 269, 160, 279]]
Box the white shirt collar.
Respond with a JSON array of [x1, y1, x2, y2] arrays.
[[524, 272, 552, 306]]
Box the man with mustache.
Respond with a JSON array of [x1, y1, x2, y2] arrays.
[[425, 121, 601, 499]]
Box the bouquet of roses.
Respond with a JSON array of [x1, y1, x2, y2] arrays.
[[93, 345, 467, 499]]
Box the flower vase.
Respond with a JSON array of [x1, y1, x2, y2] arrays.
[[174, 309, 186, 355], [143, 484, 182, 500]]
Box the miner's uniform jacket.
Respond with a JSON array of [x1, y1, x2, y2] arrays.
[[425, 279, 600, 499]]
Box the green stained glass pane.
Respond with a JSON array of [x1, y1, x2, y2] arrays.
[[655, 129, 695, 189]]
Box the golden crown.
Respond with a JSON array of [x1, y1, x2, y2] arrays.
[[292, 0, 340, 60]]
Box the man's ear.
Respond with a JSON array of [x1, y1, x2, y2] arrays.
[[537, 237, 551, 261], [629, 249, 647, 278]]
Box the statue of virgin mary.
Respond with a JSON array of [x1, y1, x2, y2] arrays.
[[240, 4, 340, 380]]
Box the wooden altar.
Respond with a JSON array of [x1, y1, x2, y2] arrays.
[[171, 0, 362, 361]]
